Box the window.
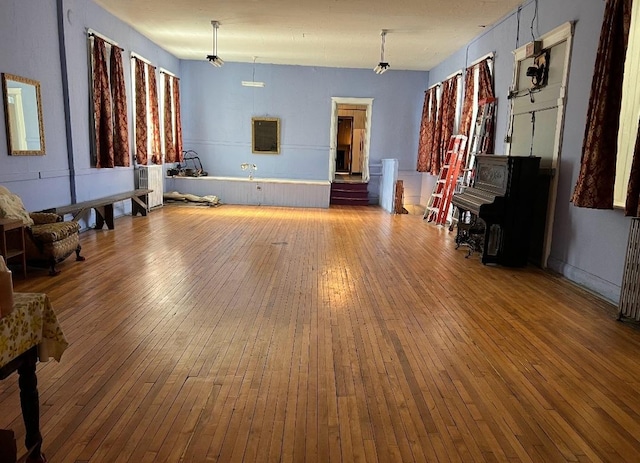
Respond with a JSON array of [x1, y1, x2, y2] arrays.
[[614, 0, 640, 208], [88, 30, 129, 167], [159, 70, 183, 163], [131, 54, 160, 165]]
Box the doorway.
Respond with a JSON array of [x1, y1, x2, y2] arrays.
[[506, 22, 574, 267], [329, 97, 373, 183]]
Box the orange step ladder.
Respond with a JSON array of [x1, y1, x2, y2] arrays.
[[423, 134, 468, 226]]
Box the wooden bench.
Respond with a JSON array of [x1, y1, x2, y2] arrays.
[[52, 189, 152, 230]]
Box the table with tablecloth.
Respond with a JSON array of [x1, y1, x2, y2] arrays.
[[0, 292, 67, 461]]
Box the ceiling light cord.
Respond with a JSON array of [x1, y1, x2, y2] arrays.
[[380, 30, 387, 62]]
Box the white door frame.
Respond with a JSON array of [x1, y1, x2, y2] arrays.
[[329, 97, 374, 181], [506, 21, 574, 268]]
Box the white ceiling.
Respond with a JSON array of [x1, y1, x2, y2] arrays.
[[93, 0, 522, 71]]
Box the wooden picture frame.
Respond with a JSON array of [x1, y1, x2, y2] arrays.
[[252, 117, 280, 154], [1, 73, 45, 155]]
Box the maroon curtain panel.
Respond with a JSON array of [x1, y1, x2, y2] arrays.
[[430, 83, 445, 175], [477, 60, 494, 100], [163, 76, 176, 163], [173, 78, 183, 163], [477, 59, 495, 154], [438, 76, 459, 169], [148, 66, 162, 165], [626, 118, 640, 215], [134, 58, 148, 165], [572, 0, 633, 209], [92, 37, 114, 168], [417, 89, 435, 172], [110, 46, 129, 167]]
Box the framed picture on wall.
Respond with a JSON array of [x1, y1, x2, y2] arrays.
[[252, 117, 280, 154]]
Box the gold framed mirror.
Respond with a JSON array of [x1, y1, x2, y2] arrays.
[[252, 117, 280, 154], [2, 73, 45, 155]]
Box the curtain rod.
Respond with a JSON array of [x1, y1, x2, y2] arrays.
[[131, 52, 155, 68], [445, 70, 463, 81], [87, 29, 120, 48], [469, 52, 495, 67], [159, 68, 178, 79], [427, 82, 441, 91]]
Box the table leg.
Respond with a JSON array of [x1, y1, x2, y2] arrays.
[[17, 347, 42, 459]]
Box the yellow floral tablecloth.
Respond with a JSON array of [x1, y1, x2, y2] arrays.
[[0, 293, 68, 368]]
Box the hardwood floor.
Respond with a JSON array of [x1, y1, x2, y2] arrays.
[[1, 205, 639, 462]]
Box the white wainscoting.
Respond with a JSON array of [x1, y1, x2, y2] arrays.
[[166, 176, 331, 208]]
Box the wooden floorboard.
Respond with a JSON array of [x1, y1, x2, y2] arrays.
[[1, 204, 639, 462]]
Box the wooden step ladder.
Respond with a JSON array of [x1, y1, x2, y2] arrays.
[[423, 134, 468, 225], [462, 97, 496, 187]]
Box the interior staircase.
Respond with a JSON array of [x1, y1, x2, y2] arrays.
[[330, 182, 369, 206]]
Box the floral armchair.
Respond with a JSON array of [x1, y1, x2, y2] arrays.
[[0, 186, 84, 275]]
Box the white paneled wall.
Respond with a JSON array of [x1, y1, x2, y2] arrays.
[[166, 177, 331, 208]]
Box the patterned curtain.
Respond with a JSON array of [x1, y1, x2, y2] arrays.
[[430, 83, 445, 174], [148, 66, 162, 165], [477, 59, 495, 101], [626, 119, 640, 215], [173, 78, 183, 163], [571, 0, 633, 209], [477, 59, 495, 154], [134, 58, 148, 165], [438, 76, 459, 168], [417, 89, 435, 172], [92, 37, 114, 168], [163, 76, 176, 163], [458, 66, 476, 145], [110, 46, 129, 167]]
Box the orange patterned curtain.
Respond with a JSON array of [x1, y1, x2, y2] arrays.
[[572, 0, 633, 209], [110, 46, 129, 167], [163, 76, 176, 163], [416, 88, 436, 172], [458, 66, 476, 146], [134, 58, 148, 165], [92, 37, 114, 168], [148, 66, 162, 165], [173, 78, 183, 163]]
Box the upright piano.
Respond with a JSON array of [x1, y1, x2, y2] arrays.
[[451, 155, 540, 267]]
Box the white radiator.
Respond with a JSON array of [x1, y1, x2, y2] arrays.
[[619, 217, 640, 320], [136, 165, 164, 209]]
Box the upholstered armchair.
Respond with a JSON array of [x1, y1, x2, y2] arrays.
[[0, 186, 84, 275]]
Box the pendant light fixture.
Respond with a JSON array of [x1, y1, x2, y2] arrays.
[[374, 30, 390, 74], [206, 20, 224, 67]]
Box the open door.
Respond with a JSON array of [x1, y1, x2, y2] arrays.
[[329, 97, 373, 182]]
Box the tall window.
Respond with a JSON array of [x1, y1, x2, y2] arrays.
[[88, 32, 129, 167], [614, 1, 640, 207], [416, 72, 462, 175], [160, 71, 183, 164], [131, 55, 161, 165]]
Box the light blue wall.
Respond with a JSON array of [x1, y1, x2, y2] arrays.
[[0, 0, 70, 209], [180, 61, 427, 180], [0, 0, 179, 217], [428, 0, 627, 303]]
